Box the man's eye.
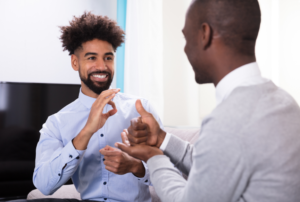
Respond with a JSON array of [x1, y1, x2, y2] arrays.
[[88, 57, 96, 60], [105, 57, 112, 61]]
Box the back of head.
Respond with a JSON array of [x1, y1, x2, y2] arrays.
[[193, 0, 261, 55]]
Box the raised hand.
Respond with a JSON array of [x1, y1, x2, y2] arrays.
[[127, 99, 166, 147], [83, 88, 120, 134], [73, 88, 120, 150]]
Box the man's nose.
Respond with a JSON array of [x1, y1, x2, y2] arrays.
[[95, 58, 107, 71]]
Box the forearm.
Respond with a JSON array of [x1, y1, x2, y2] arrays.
[[148, 155, 186, 202], [33, 141, 84, 195], [163, 134, 193, 176], [72, 128, 93, 150]]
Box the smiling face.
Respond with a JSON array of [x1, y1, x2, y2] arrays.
[[71, 39, 115, 97], [182, 2, 213, 84]]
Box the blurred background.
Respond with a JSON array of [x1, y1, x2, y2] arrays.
[[0, 0, 300, 199], [1, 0, 299, 128]]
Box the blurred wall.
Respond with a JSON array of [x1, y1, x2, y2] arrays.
[[0, 0, 116, 85], [162, 0, 300, 127]]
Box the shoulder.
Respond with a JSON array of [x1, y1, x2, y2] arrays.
[[202, 81, 300, 135], [43, 99, 84, 129]]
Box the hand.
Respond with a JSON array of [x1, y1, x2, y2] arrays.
[[83, 88, 120, 134], [99, 134, 145, 177], [73, 89, 120, 150], [115, 141, 163, 163], [127, 99, 166, 147]]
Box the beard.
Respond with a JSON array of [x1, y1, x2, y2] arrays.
[[79, 69, 113, 95]]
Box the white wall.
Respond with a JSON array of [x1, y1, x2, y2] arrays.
[[162, 0, 215, 127], [0, 0, 116, 85], [162, 0, 300, 127]]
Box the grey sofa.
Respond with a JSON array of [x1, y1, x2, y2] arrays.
[[27, 127, 200, 202]]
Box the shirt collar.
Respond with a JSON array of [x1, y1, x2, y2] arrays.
[[78, 88, 97, 109], [215, 62, 262, 105]]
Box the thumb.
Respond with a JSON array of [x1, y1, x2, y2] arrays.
[[121, 130, 130, 146], [115, 142, 131, 155], [135, 99, 150, 117]]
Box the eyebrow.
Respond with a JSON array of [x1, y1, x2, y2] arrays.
[[84, 52, 114, 57], [105, 52, 114, 56], [84, 52, 98, 57]]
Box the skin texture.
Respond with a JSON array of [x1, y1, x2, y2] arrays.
[[71, 39, 145, 177], [116, 1, 257, 162]]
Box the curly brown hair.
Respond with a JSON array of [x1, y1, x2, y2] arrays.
[[60, 12, 125, 55]]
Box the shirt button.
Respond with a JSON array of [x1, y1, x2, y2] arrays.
[[104, 198, 107, 200], [103, 182, 107, 185], [76, 156, 79, 159], [100, 134, 104, 137], [69, 155, 73, 158], [103, 158, 105, 161], [145, 180, 148, 183], [58, 173, 61, 176]]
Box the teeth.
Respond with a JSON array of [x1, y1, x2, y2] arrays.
[[93, 74, 106, 79]]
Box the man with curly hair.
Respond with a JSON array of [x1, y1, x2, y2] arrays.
[[33, 12, 161, 202]]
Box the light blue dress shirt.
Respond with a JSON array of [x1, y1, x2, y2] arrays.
[[33, 90, 163, 202]]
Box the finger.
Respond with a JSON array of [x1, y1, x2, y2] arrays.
[[103, 108, 117, 119], [128, 126, 149, 138], [121, 131, 130, 146], [135, 99, 150, 117], [115, 142, 131, 155], [94, 89, 119, 108], [99, 89, 120, 99], [130, 118, 148, 130], [107, 100, 117, 110], [103, 159, 118, 167], [100, 148, 121, 156], [127, 134, 148, 144], [105, 166, 119, 174]]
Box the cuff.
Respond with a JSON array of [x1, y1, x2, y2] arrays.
[[136, 161, 151, 185], [59, 140, 85, 167], [159, 132, 172, 151]]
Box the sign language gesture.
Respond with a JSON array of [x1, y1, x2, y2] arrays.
[[127, 99, 166, 147], [115, 99, 166, 162], [84, 89, 120, 134], [99, 132, 146, 177], [73, 89, 120, 150]]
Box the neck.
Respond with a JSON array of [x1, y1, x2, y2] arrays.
[[212, 53, 256, 87]]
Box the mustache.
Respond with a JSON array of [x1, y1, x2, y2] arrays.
[[88, 70, 112, 77]]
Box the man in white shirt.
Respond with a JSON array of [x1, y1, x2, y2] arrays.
[[116, 0, 300, 201], [33, 12, 162, 202]]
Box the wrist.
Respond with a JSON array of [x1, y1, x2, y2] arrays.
[[72, 128, 93, 150], [156, 130, 167, 148], [131, 159, 145, 178]]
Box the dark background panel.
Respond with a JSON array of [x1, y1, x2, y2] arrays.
[[0, 82, 80, 198]]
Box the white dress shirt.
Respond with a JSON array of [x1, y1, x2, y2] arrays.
[[160, 62, 268, 151], [34, 90, 163, 202]]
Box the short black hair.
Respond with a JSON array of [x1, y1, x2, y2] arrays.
[[60, 11, 125, 55], [192, 0, 261, 55]]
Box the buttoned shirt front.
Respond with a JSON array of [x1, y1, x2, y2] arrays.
[[33, 90, 163, 202]]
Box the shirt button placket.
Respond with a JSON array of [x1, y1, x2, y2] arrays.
[[99, 121, 109, 200]]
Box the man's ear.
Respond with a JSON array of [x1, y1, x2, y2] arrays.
[[199, 23, 213, 50], [71, 54, 79, 71]]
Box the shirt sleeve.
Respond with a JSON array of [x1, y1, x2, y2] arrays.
[[33, 116, 85, 195], [134, 160, 152, 186], [147, 129, 246, 202]]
